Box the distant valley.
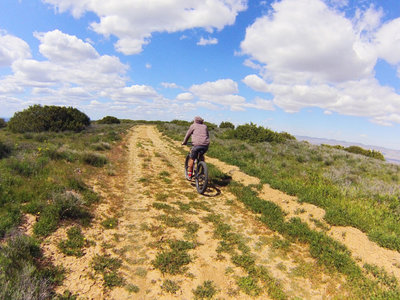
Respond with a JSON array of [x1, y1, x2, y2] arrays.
[[296, 136, 400, 165]]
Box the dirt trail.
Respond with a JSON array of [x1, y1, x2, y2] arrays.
[[169, 129, 400, 283], [39, 125, 399, 299]]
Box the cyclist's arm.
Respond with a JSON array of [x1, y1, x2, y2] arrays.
[[182, 125, 194, 145]]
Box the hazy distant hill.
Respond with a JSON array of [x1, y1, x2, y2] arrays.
[[296, 136, 400, 165]]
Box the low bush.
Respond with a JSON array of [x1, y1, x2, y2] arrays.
[[222, 123, 295, 143], [81, 152, 108, 167], [91, 254, 124, 289], [0, 140, 11, 159], [192, 280, 218, 299], [0, 118, 6, 128], [171, 119, 191, 127], [8, 105, 90, 133], [323, 144, 385, 161], [58, 226, 86, 257], [219, 121, 235, 129], [33, 192, 92, 236], [0, 234, 55, 299], [97, 116, 120, 124]]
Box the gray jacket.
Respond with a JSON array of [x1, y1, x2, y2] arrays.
[[182, 117, 210, 146]]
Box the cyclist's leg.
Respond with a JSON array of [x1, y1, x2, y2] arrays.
[[197, 146, 209, 161], [188, 147, 199, 178]]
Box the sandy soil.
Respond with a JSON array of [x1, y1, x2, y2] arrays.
[[29, 125, 400, 299]]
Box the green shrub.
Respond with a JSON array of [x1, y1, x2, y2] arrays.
[[192, 280, 218, 299], [152, 250, 191, 274], [161, 279, 180, 294], [345, 146, 385, 161], [91, 254, 124, 289], [204, 121, 217, 130], [171, 119, 191, 127], [8, 105, 90, 133], [237, 276, 261, 296], [0, 118, 6, 128], [0, 234, 54, 299], [97, 116, 120, 124], [222, 123, 294, 143], [81, 152, 108, 167], [58, 226, 86, 257], [323, 144, 385, 161], [219, 121, 235, 129], [0, 140, 11, 159], [33, 192, 92, 236], [0, 205, 22, 238]]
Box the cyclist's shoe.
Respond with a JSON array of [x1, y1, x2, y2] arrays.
[[187, 171, 192, 181]]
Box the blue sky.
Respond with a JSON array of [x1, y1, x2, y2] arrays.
[[1, 0, 400, 150]]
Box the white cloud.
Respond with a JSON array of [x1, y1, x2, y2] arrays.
[[145, 63, 152, 69], [0, 30, 150, 113], [244, 97, 275, 111], [190, 78, 238, 96], [243, 75, 400, 124], [122, 85, 158, 97], [0, 31, 31, 67], [44, 0, 248, 54], [241, 0, 375, 83], [34, 30, 99, 62], [240, 0, 400, 125], [197, 101, 220, 110], [374, 18, 400, 65], [176, 92, 194, 101], [189, 79, 246, 110], [161, 82, 179, 89], [242, 74, 269, 92], [197, 37, 218, 46]]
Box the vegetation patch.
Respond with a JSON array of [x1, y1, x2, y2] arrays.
[[81, 152, 108, 167], [101, 217, 118, 229], [158, 122, 400, 253], [192, 280, 218, 299], [91, 254, 124, 289], [7, 105, 90, 133], [152, 249, 191, 275], [0, 234, 62, 299], [97, 116, 120, 125], [161, 279, 181, 294], [237, 276, 261, 296], [58, 226, 87, 257]]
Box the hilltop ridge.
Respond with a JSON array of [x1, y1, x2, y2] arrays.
[[296, 135, 400, 164]]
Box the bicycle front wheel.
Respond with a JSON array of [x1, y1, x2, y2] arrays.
[[195, 161, 208, 194]]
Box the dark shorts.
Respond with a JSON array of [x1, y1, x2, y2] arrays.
[[190, 145, 208, 160]]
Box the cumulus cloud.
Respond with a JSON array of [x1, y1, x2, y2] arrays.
[[240, 0, 400, 125], [197, 37, 218, 46], [189, 79, 245, 109], [176, 92, 194, 101], [44, 0, 248, 54], [0, 31, 31, 67], [34, 30, 99, 62], [374, 18, 400, 65], [0, 30, 167, 114], [241, 0, 375, 83], [161, 82, 179, 89]]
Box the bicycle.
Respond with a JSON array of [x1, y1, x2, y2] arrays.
[[184, 142, 208, 194]]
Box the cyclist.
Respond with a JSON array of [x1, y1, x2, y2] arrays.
[[182, 116, 210, 180]]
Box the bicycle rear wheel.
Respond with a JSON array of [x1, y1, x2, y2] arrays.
[[195, 161, 208, 194]]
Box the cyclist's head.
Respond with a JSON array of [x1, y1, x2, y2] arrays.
[[194, 116, 204, 124]]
